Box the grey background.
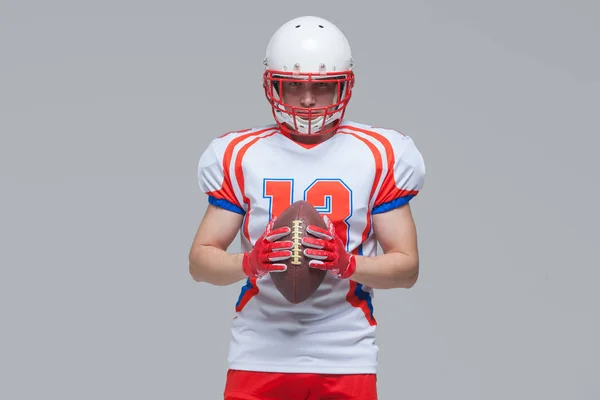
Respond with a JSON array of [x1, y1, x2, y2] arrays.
[[1, 0, 598, 399]]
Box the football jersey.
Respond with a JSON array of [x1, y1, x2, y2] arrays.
[[197, 119, 425, 374]]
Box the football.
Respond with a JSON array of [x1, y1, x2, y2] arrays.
[[270, 200, 328, 304]]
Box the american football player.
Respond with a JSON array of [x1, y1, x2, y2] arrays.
[[189, 15, 425, 400]]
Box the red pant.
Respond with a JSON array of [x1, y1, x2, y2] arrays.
[[223, 369, 378, 400]]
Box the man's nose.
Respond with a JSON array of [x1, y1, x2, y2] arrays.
[[299, 90, 316, 107]]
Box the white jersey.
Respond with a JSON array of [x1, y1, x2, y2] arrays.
[[197, 119, 425, 374]]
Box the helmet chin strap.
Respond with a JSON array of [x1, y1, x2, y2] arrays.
[[295, 115, 324, 135], [280, 90, 340, 135], [276, 110, 326, 135]]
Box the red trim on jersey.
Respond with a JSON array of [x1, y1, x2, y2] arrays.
[[209, 128, 273, 209], [218, 128, 251, 139], [205, 187, 241, 210], [229, 130, 276, 314], [346, 280, 377, 326], [235, 277, 259, 313], [338, 131, 384, 246], [340, 125, 419, 207], [347, 249, 377, 325], [234, 131, 278, 242]]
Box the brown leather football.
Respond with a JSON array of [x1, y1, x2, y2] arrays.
[[270, 200, 328, 304]]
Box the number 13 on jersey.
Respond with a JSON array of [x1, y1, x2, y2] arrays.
[[263, 178, 353, 251]]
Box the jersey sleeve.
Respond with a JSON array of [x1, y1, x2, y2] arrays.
[[197, 141, 245, 215], [372, 133, 425, 214]]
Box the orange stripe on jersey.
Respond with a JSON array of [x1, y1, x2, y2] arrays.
[[218, 128, 251, 139], [340, 125, 418, 207], [346, 280, 377, 326], [338, 130, 384, 248], [212, 128, 274, 209], [234, 131, 278, 242], [331, 130, 380, 326], [230, 130, 276, 313], [235, 277, 259, 312]]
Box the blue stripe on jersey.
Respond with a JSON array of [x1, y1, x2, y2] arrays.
[[236, 278, 254, 308], [354, 283, 375, 319], [208, 195, 245, 215], [372, 195, 415, 214], [355, 242, 375, 319]]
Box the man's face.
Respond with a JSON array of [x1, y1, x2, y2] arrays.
[[280, 79, 338, 117]]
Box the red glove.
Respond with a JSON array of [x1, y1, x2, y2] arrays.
[[242, 217, 293, 278], [302, 215, 356, 279]]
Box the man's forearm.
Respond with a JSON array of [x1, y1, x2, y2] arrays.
[[351, 252, 419, 289], [189, 245, 246, 286]]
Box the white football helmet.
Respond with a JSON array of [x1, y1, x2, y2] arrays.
[[263, 16, 355, 135]]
